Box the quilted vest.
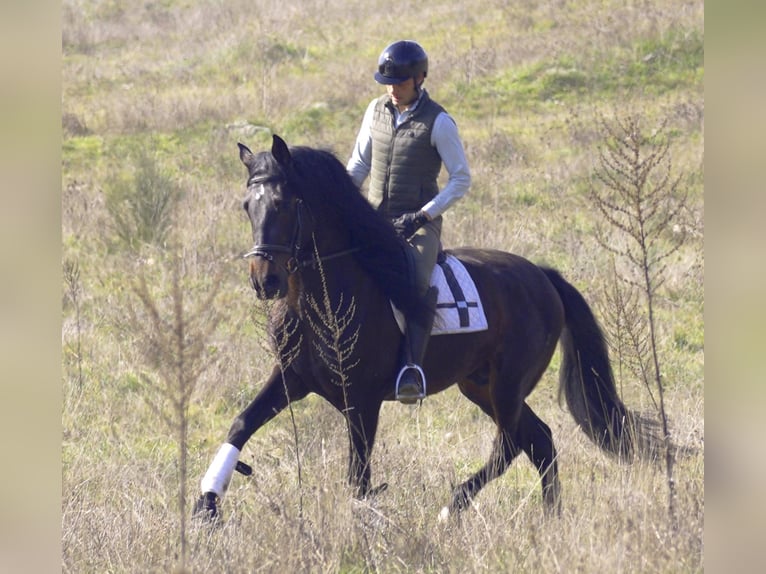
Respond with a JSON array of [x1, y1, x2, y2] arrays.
[[368, 92, 445, 218]]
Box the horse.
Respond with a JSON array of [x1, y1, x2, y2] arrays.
[[193, 134, 656, 521]]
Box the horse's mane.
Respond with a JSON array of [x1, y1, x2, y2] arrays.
[[288, 145, 424, 319]]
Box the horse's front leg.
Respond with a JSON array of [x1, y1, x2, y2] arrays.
[[193, 365, 308, 521], [345, 401, 384, 499]]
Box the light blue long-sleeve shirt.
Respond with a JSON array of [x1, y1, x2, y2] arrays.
[[346, 91, 471, 220]]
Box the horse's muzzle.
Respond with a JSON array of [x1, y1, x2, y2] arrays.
[[251, 274, 286, 299], [249, 260, 287, 299]]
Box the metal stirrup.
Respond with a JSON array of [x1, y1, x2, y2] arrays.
[[395, 363, 426, 401]]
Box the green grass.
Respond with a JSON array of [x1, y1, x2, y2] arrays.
[[62, 134, 105, 169], [451, 27, 703, 118]]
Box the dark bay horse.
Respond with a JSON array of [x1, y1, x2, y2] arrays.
[[194, 135, 655, 521]]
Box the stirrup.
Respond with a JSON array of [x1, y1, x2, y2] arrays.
[[395, 363, 426, 404]]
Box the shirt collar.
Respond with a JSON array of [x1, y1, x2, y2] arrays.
[[391, 88, 428, 124]]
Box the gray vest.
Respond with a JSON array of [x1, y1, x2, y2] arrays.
[[368, 92, 445, 218]]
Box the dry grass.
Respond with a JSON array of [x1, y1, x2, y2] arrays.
[[63, 385, 703, 572], [61, 0, 703, 571]]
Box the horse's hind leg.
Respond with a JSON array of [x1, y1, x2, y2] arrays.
[[445, 402, 560, 517], [517, 403, 561, 515], [447, 349, 557, 517], [447, 424, 522, 514]]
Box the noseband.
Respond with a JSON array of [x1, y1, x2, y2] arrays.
[[242, 196, 306, 273], [242, 198, 361, 273]]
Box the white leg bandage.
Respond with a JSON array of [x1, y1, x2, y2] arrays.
[[200, 443, 241, 497]]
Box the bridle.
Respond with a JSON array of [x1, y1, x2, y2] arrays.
[[242, 192, 307, 273], [242, 196, 361, 273]]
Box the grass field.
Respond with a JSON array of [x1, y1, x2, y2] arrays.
[[61, 0, 703, 571]]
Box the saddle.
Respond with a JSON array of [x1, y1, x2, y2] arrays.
[[392, 252, 488, 335]]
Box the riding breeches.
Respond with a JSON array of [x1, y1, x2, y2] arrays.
[[407, 217, 442, 297]]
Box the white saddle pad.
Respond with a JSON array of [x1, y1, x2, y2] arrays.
[[392, 254, 489, 335]]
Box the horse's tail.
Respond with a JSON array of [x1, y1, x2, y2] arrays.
[[542, 267, 658, 461]]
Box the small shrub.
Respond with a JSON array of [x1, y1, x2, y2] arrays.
[[105, 147, 183, 250]]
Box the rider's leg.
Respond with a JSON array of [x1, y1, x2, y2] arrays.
[[396, 219, 441, 403]]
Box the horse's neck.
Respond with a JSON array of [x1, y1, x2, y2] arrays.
[[296, 250, 383, 321], [301, 257, 375, 299]]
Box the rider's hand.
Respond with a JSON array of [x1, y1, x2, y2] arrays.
[[392, 211, 429, 240]]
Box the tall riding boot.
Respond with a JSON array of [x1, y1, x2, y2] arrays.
[[396, 286, 438, 404]]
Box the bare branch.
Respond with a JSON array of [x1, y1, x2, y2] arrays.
[[590, 111, 690, 527]]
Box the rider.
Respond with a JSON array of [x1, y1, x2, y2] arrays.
[[347, 40, 471, 403]]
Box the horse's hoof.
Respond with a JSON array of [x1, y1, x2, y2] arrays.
[[192, 492, 221, 524], [367, 482, 389, 498], [439, 498, 477, 522], [355, 482, 388, 501]]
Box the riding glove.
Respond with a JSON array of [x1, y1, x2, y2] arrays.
[[392, 211, 429, 240]]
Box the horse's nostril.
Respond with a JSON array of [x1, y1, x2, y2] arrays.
[[250, 273, 284, 299], [263, 274, 281, 292]]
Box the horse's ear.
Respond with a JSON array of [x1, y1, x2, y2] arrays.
[[238, 142, 256, 169], [271, 134, 292, 168]]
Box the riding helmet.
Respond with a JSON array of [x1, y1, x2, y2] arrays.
[[374, 40, 428, 85]]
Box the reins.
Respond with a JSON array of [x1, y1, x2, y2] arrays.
[[242, 198, 362, 272], [242, 244, 362, 273]]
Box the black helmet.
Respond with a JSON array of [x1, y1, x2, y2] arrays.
[[374, 40, 428, 85]]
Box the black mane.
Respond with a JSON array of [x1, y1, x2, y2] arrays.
[[287, 145, 423, 318]]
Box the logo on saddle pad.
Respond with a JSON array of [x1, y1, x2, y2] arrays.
[[392, 254, 489, 335]]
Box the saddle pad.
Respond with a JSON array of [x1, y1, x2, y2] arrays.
[[392, 254, 489, 335]]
